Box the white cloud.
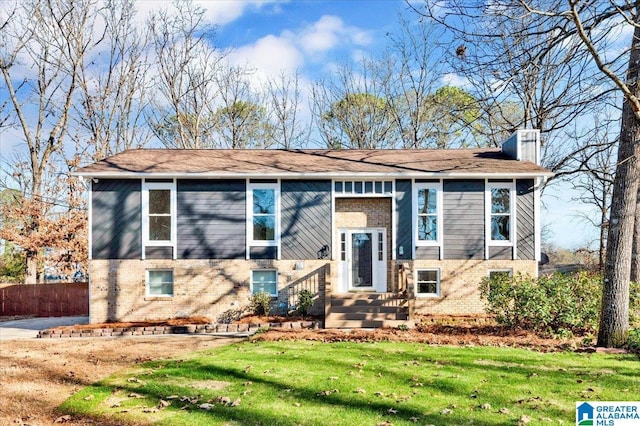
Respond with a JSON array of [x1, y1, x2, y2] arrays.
[[228, 34, 303, 77], [133, 0, 287, 26], [441, 73, 471, 88], [299, 15, 373, 56]]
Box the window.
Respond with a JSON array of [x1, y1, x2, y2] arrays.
[[142, 181, 176, 246], [415, 269, 440, 297], [488, 269, 512, 280], [248, 183, 279, 245], [147, 270, 173, 296], [487, 183, 514, 243], [251, 270, 277, 296], [415, 182, 442, 245], [334, 180, 392, 196]]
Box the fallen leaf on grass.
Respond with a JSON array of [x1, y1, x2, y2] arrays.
[[355, 388, 366, 394], [329, 376, 339, 380], [518, 415, 532, 425], [294, 402, 301, 407], [165, 395, 179, 400], [83, 395, 94, 401], [409, 417, 419, 423], [387, 408, 398, 414], [499, 408, 510, 414], [441, 408, 452, 415], [375, 391, 385, 397], [243, 381, 253, 386], [198, 403, 214, 410]]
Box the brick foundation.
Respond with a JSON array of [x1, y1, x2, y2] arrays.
[[400, 259, 538, 314], [89, 259, 329, 324]]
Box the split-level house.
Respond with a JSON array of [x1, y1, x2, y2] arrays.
[[75, 130, 552, 327]]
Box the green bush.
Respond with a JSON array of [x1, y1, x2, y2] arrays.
[[0, 245, 25, 283], [630, 281, 640, 328], [627, 328, 640, 351], [479, 272, 602, 336], [296, 289, 314, 317], [249, 292, 272, 316]]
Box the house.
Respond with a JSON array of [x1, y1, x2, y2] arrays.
[[75, 130, 552, 327]]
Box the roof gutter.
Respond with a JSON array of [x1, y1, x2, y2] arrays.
[[73, 171, 555, 179]]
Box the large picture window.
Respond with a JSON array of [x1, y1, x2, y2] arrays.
[[487, 183, 514, 243], [142, 181, 176, 248], [414, 182, 442, 245], [248, 183, 279, 246]]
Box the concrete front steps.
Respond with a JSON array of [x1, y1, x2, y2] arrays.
[[325, 292, 413, 328]]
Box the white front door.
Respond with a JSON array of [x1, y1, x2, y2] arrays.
[[338, 228, 387, 293]]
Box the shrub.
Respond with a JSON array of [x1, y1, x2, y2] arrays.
[[479, 272, 602, 336], [296, 289, 314, 317], [627, 328, 640, 351], [249, 292, 272, 316]]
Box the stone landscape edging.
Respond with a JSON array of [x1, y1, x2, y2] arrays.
[[37, 320, 321, 338]]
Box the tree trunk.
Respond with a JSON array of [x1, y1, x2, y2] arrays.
[[597, 18, 640, 347], [631, 189, 640, 282], [25, 254, 38, 285]]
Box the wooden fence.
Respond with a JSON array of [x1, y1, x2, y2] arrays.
[[0, 282, 89, 317]]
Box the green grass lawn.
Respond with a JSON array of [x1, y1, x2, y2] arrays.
[[60, 341, 639, 425]]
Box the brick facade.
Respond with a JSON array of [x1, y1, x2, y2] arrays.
[[89, 259, 328, 324], [401, 259, 538, 314], [335, 198, 394, 291]]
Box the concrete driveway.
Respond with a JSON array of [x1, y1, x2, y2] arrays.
[[0, 316, 89, 340]]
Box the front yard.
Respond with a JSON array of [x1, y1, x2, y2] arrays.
[[61, 339, 639, 425]]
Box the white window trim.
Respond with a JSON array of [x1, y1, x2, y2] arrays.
[[414, 268, 440, 297], [485, 181, 515, 248], [250, 269, 278, 297], [413, 181, 443, 248], [246, 182, 281, 252], [146, 269, 174, 297], [141, 180, 177, 258]]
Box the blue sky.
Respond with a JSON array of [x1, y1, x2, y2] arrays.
[[0, 0, 601, 250]]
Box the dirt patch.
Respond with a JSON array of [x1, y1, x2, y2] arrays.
[[0, 335, 241, 426], [49, 316, 212, 331], [234, 314, 320, 324], [251, 320, 591, 352]]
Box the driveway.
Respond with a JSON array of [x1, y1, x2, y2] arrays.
[[0, 316, 88, 340]]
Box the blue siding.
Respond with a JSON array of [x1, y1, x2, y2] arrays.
[[92, 179, 141, 259], [443, 180, 485, 260], [517, 179, 535, 260], [250, 246, 277, 259], [281, 180, 332, 260], [177, 180, 246, 259], [395, 180, 412, 260]]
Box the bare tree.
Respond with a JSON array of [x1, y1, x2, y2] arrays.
[[147, 0, 222, 148], [413, 0, 615, 170], [311, 59, 396, 149], [570, 116, 618, 272], [265, 70, 310, 149], [0, 0, 95, 283], [414, 0, 639, 347], [73, 0, 153, 161], [212, 64, 273, 149]]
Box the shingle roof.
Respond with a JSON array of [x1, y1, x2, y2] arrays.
[[74, 148, 552, 178]]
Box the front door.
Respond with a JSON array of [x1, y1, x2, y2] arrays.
[[338, 228, 386, 292]]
